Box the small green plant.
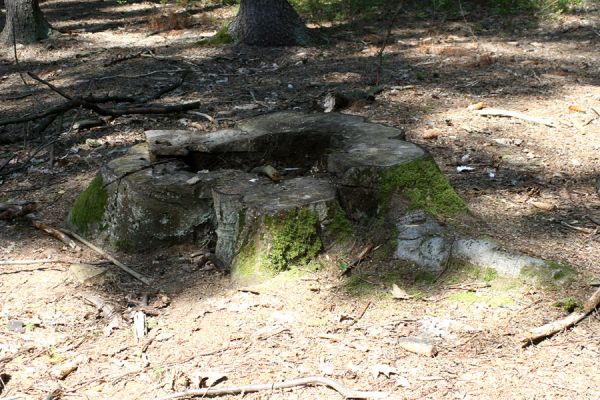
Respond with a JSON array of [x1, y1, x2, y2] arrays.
[[553, 297, 584, 313], [201, 23, 233, 45]]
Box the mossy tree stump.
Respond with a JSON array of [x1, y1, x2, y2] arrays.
[[69, 112, 468, 278]]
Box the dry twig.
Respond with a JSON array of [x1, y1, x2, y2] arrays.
[[155, 376, 388, 400], [29, 218, 81, 251], [474, 108, 556, 127], [61, 229, 153, 285], [521, 286, 600, 346]]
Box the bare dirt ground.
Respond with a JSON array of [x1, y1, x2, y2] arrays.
[[0, 1, 599, 399]]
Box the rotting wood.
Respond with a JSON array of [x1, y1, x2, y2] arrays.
[[474, 108, 556, 127], [155, 376, 388, 400], [521, 286, 600, 346], [0, 201, 37, 220], [61, 229, 153, 285]]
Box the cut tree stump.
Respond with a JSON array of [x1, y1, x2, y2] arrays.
[[68, 112, 468, 277]]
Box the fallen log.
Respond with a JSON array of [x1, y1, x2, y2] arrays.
[[521, 286, 600, 346]]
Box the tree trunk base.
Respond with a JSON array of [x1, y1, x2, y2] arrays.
[[1, 0, 52, 45], [229, 0, 311, 46]]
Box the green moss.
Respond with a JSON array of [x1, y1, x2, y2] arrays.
[[201, 23, 232, 45], [414, 270, 438, 284], [448, 291, 478, 304], [344, 275, 376, 296], [265, 208, 322, 272], [520, 261, 575, 288], [378, 157, 467, 217], [553, 297, 584, 313], [69, 175, 108, 234], [327, 203, 353, 242], [234, 242, 263, 277]]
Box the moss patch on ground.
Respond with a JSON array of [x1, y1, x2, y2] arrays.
[[448, 291, 514, 307], [378, 157, 468, 217], [69, 175, 108, 234], [553, 297, 584, 313], [520, 261, 576, 288]]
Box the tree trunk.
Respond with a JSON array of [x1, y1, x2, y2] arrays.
[[0, 0, 51, 45], [228, 0, 310, 46]]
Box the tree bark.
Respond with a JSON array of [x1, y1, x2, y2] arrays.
[[0, 0, 52, 45], [228, 0, 310, 46]]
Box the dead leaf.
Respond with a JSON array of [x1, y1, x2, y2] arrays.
[[568, 105, 586, 113], [467, 102, 485, 111], [371, 364, 398, 378], [391, 284, 412, 300], [421, 129, 440, 140], [531, 201, 555, 211]]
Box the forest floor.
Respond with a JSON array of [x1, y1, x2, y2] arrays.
[[0, 1, 599, 399]]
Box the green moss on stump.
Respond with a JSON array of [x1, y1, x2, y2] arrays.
[[69, 175, 108, 234], [327, 203, 353, 242], [378, 157, 467, 217], [235, 242, 263, 278], [265, 208, 322, 272]]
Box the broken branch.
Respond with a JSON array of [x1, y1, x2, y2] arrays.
[[61, 229, 153, 285], [155, 376, 388, 400], [29, 218, 82, 251], [474, 108, 556, 127], [521, 286, 600, 346], [0, 71, 196, 128]]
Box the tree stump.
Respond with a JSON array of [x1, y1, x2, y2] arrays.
[[68, 112, 468, 278]]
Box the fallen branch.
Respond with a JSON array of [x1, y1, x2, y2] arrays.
[[474, 108, 556, 127], [29, 218, 81, 251], [521, 286, 600, 346], [0, 71, 196, 127], [155, 376, 388, 400], [0, 259, 70, 266], [61, 229, 153, 285]]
